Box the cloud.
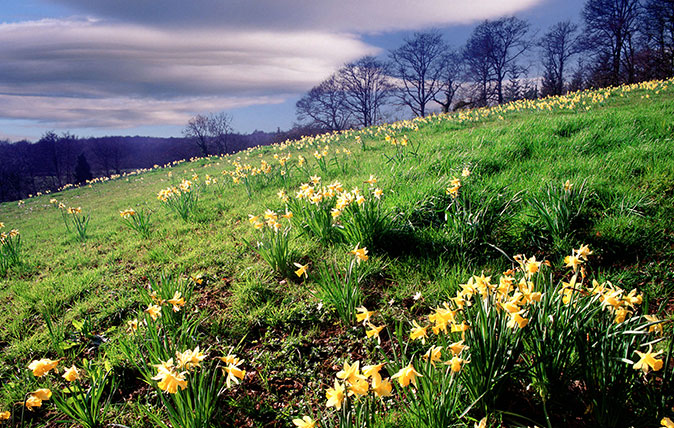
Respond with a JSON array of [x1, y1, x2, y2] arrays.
[[0, 18, 376, 129], [0, 93, 288, 129], [46, 0, 543, 33], [1, 0, 544, 133]]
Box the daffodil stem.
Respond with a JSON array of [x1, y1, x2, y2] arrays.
[[542, 399, 553, 428]]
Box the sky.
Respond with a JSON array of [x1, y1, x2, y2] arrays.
[[0, 0, 586, 142]]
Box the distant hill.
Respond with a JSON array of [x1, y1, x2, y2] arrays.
[[0, 127, 322, 202]]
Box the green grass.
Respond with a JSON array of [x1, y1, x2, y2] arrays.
[[1, 80, 673, 427]]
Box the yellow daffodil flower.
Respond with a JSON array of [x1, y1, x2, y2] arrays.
[[448, 340, 468, 356], [355, 306, 375, 323], [28, 358, 59, 377], [167, 291, 186, 312], [575, 244, 593, 260], [294, 262, 309, 279], [507, 311, 529, 329], [362, 363, 385, 385], [350, 245, 369, 263], [348, 379, 369, 396], [220, 354, 244, 366], [25, 395, 43, 411], [292, 416, 317, 428], [409, 320, 429, 344], [336, 361, 366, 385], [372, 377, 393, 398], [326, 381, 345, 409], [224, 364, 246, 388], [145, 304, 162, 321], [127, 318, 139, 332], [0, 410, 10, 420], [633, 345, 664, 373], [644, 315, 664, 335], [62, 365, 81, 382], [365, 323, 384, 343], [391, 362, 422, 387], [446, 356, 466, 373], [564, 254, 582, 272], [176, 346, 206, 370], [423, 346, 443, 366]]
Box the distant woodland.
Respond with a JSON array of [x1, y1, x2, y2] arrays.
[[0, 126, 322, 202]]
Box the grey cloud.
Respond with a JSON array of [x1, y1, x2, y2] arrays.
[[46, 0, 543, 32], [0, 18, 376, 128]]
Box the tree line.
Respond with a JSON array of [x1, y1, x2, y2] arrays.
[[0, 130, 281, 203], [295, 0, 674, 131]]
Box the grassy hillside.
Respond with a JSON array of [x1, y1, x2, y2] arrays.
[[1, 79, 673, 427]]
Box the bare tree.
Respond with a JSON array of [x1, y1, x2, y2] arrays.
[[582, 0, 641, 85], [389, 30, 449, 117], [434, 50, 464, 113], [38, 131, 63, 187], [296, 74, 352, 131], [184, 113, 235, 156], [183, 114, 211, 156], [463, 29, 494, 107], [640, 0, 674, 79], [489, 17, 531, 105], [338, 56, 393, 128], [540, 21, 581, 96], [208, 112, 233, 155], [463, 17, 530, 105]]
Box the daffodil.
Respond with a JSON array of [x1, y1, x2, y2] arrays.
[[220, 354, 244, 366], [507, 311, 529, 329], [152, 359, 188, 393], [633, 345, 664, 373], [575, 244, 593, 260], [644, 315, 664, 335], [564, 254, 582, 272], [348, 379, 369, 396], [167, 291, 186, 312], [25, 389, 52, 410], [410, 320, 428, 344], [127, 318, 139, 332], [336, 361, 366, 385], [145, 304, 162, 321], [25, 395, 43, 411], [356, 306, 375, 323], [391, 362, 422, 387], [365, 323, 384, 343], [372, 377, 393, 397], [446, 356, 466, 373], [28, 358, 59, 377], [423, 346, 443, 366], [362, 363, 385, 385], [292, 416, 317, 428], [350, 245, 369, 263], [448, 340, 468, 356], [0, 410, 10, 420], [294, 262, 308, 279], [661, 417, 674, 428], [224, 364, 246, 388], [62, 365, 81, 382], [326, 381, 345, 409], [176, 346, 206, 370]]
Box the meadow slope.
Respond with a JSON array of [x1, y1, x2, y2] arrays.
[[1, 80, 673, 427]]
